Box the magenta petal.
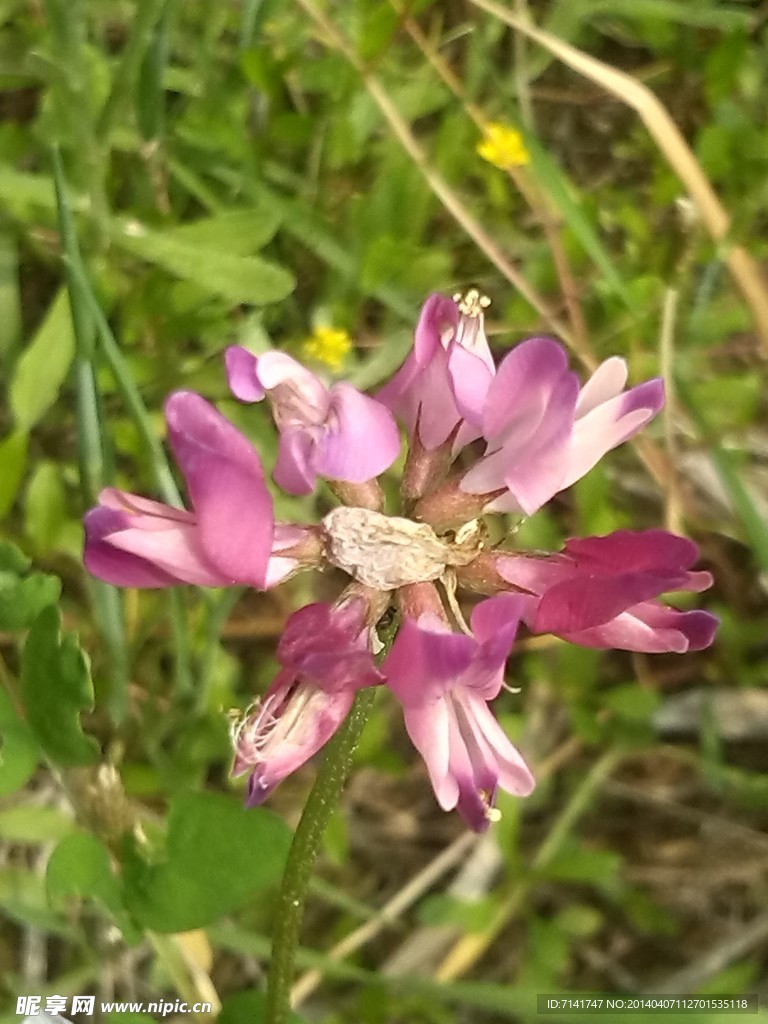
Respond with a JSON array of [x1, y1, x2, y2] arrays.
[[383, 616, 475, 706], [165, 391, 274, 588], [470, 594, 526, 644], [535, 573, 674, 634], [315, 383, 401, 482], [563, 529, 698, 574], [244, 682, 357, 806], [225, 346, 265, 402]]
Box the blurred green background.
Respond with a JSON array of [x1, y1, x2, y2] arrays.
[[1, 0, 767, 1022]]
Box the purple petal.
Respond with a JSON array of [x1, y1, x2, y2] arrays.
[[481, 337, 572, 440], [274, 430, 317, 495], [315, 383, 401, 482], [463, 368, 578, 515], [165, 391, 274, 588], [225, 346, 265, 402]]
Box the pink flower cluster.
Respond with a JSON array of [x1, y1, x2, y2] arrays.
[[84, 291, 717, 832]]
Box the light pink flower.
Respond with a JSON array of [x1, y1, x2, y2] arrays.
[[377, 291, 495, 450], [497, 530, 718, 653], [459, 343, 664, 516], [84, 391, 279, 590], [231, 598, 384, 803], [225, 347, 400, 495], [383, 593, 535, 831]]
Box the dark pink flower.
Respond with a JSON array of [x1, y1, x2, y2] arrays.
[[225, 347, 400, 495], [497, 530, 718, 653], [383, 592, 535, 831], [231, 598, 384, 804], [377, 291, 495, 450], [84, 392, 279, 590], [459, 344, 664, 516]]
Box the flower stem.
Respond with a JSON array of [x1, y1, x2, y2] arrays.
[[264, 687, 378, 1024]]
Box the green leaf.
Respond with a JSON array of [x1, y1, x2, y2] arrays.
[[113, 219, 295, 306], [0, 430, 28, 519], [0, 686, 39, 796], [25, 459, 67, 555], [47, 832, 139, 940], [0, 865, 70, 933], [218, 992, 304, 1024], [0, 805, 75, 843], [123, 793, 291, 931], [164, 208, 282, 254], [0, 226, 21, 360], [19, 606, 99, 766], [0, 542, 61, 631], [0, 539, 30, 574], [9, 289, 75, 430]]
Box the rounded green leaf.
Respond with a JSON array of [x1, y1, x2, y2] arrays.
[[123, 792, 291, 932]]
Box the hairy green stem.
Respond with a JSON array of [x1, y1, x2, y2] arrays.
[[265, 687, 378, 1024]]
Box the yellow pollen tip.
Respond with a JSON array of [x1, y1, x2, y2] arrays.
[[301, 326, 352, 370], [477, 122, 530, 170], [452, 288, 491, 318]]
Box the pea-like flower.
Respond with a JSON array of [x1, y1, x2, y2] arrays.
[[225, 347, 400, 495], [383, 585, 534, 831], [231, 595, 385, 804], [83, 290, 718, 831], [494, 530, 719, 653], [85, 391, 293, 590]]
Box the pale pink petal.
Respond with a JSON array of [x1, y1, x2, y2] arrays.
[[402, 699, 456, 810], [463, 695, 535, 796], [251, 351, 329, 419], [84, 507, 182, 588], [447, 344, 495, 428], [575, 357, 627, 416], [105, 519, 228, 587], [98, 487, 194, 523]]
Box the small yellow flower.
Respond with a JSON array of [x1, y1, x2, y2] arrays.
[[301, 326, 352, 371], [477, 122, 530, 170]]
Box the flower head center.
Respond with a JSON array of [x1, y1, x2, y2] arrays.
[[452, 289, 491, 355], [270, 380, 328, 428]]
